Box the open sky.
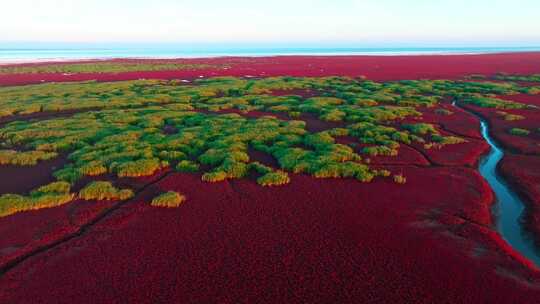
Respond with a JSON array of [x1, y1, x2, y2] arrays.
[[1, 0, 539, 46]]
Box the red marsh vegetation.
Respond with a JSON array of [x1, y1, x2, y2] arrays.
[[1, 52, 540, 86], [0, 54, 540, 303]]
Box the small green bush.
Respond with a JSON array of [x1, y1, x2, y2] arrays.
[[115, 158, 165, 177], [0, 191, 75, 218], [393, 174, 407, 184], [353, 99, 378, 107], [496, 111, 525, 121], [362, 146, 398, 157], [0, 150, 58, 166], [54, 167, 82, 183], [403, 123, 438, 136], [202, 171, 228, 183], [151, 191, 186, 208], [249, 162, 273, 175], [462, 96, 526, 109], [431, 135, 467, 145], [257, 171, 290, 186], [320, 109, 346, 122], [31, 181, 71, 196], [176, 160, 200, 173], [509, 128, 530, 136], [79, 161, 108, 176], [218, 160, 248, 179], [79, 181, 134, 201], [356, 170, 375, 183]]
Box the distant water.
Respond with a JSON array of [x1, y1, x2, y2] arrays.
[[1, 46, 540, 64]]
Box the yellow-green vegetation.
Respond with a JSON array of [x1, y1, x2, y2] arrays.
[[0, 72, 539, 217], [115, 158, 167, 178], [0, 62, 222, 75], [496, 111, 525, 121], [493, 73, 540, 83], [0, 74, 537, 195], [0, 182, 74, 217], [31, 181, 71, 195], [403, 123, 438, 136], [78, 181, 134, 201], [509, 128, 531, 136], [257, 171, 291, 186], [461, 96, 527, 109], [393, 174, 407, 184], [151, 191, 186, 208], [176, 160, 200, 172], [0, 150, 57, 166]]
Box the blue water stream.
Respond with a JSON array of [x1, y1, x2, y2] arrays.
[[464, 104, 540, 267]]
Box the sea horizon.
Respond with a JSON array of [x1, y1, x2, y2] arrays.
[[1, 45, 540, 64]]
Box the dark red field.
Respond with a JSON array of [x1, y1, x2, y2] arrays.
[[1, 52, 540, 86], [1, 54, 540, 303]]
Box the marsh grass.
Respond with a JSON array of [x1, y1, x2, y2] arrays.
[[151, 191, 186, 208], [0, 73, 536, 216], [79, 181, 134, 201], [0, 181, 74, 217], [509, 128, 531, 136]]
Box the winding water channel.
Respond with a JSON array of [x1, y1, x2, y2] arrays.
[[461, 104, 540, 267]]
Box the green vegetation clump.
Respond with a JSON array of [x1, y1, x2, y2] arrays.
[[509, 128, 530, 136], [257, 171, 291, 186], [79, 161, 108, 176], [176, 160, 200, 173], [403, 123, 439, 136], [0, 182, 74, 217], [362, 146, 398, 157], [1, 72, 539, 217], [0, 150, 57, 166], [0, 62, 223, 75], [461, 96, 526, 109], [393, 174, 407, 184], [496, 111, 525, 121], [202, 171, 228, 183], [79, 181, 134, 201], [151, 191, 186, 208], [431, 135, 467, 145], [31, 181, 71, 196], [493, 73, 540, 83], [115, 158, 166, 178]]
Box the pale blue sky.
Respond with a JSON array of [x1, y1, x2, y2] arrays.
[[1, 0, 539, 45]]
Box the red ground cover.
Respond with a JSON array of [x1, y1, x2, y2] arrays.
[[0, 170, 170, 276], [461, 103, 540, 155], [500, 94, 540, 108], [415, 102, 483, 139], [2, 170, 540, 303], [0, 199, 116, 270], [410, 132, 490, 167], [1, 52, 540, 86], [1, 54, 540, 303], [395, 102, 490, 167]]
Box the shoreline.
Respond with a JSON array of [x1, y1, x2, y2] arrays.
[[1, 50, 540, 66]]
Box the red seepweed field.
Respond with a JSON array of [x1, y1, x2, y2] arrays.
[[1, 53, 540, 303]]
